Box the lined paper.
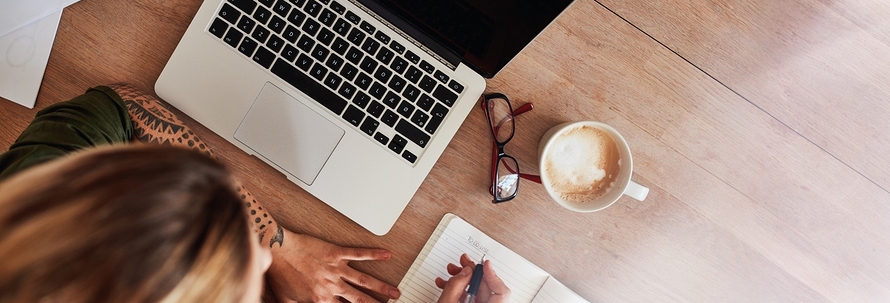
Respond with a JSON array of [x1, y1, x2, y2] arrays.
[[391, 214, 588, 303], [530, 277, 589, 303]]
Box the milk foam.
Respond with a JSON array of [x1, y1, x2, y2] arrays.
[[543, 125, 621, 204]]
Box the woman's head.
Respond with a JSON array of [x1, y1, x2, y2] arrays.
[[0, 145, 266, 303]]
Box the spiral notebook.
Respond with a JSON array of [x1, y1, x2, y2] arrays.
[[390, 213, 589, 303]]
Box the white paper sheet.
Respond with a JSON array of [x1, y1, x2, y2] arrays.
[[0, 0, 78, 37], [0, 10, 63, 108]]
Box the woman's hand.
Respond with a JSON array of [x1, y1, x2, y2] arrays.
[[435, 254, 511, 303], [265, 231, 401, 303]]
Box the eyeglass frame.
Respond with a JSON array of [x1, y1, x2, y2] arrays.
[[480, 93, 542, 203]]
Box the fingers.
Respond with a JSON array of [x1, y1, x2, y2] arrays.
[[436, 266, 474, 303], [340, 286, 384, 303], [342, 268, 401, 299], [339, 246, 392, 261], [482, 260, 511, 302]]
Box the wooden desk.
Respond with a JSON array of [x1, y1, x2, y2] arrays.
[[2, 0, 888, 301]]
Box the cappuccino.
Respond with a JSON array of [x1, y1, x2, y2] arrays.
[[541, 125, 621, 204]]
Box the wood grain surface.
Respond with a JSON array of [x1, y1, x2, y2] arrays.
[[1, 0, 887, 302]]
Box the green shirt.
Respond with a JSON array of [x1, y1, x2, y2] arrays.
[[0, 86, 134, 180]]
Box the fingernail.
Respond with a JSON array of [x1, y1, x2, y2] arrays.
[[389, 289, 401, 298]]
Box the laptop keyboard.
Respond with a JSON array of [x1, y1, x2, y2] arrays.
[[207, 0, 466, 164]]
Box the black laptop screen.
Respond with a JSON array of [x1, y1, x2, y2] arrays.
[[357, 0, 573, 78]]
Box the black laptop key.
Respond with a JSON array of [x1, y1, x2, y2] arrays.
[[330, 1, 346, 14], [347, 28, 366, 45], [295, 53, 313, 70], [317, 28, 335, 46], [375, 48, 393, 65], [382, 110, 399, 127], [402, 150, 416, 163], [281, 44, 298, 61], [219, 4, 241, 24], [271, 0, 290, 16], [390, 57, 407, 74], [333, 18, 351, 36], [323, 73, 341, 90], [402, 85, 419, 102], [223, 29, 243, 47], [373, 66, 392, 83], [416, 94, 434, 111], [388, 135, 406, 153], [424, 103, 448, 134], [331, 37, 349, 55], [419, 75, 436, 93], [309, 63, 328, 81], [361, 39, 380, 55], [271, 59, 347, 114], [368, 82, 386, 99], [287, 8, 306, 26], [252, 46, 275, 68], [230, 0, 257, 14], [237, 16, 256, 33], [296, 35, 314, 52], [259, 0, 275, 7], [405, 50, 419, 64], [342, 105, 364, 126], [305, 0, 322, 17], [302, 19, 320, 36], [209, 18, 229, 38], [359, 117, 378, 136], [319, 9, 336, 26], [410, 110, 429, 128], [253, 6, 272, 24], [395, 120, 429, 147], [359, 56, 377, 73], [367, 100, 384, 117], [374, 32, 390, 44], [345, 10, 360, 24], [433, 70, 449, 83], [388, 76, 405, 93], [381, 91, 399, 108], [359, 21, 375, 34], [268, 15, 286, 33], [404, 66, 421, 83], [288, 0, 305, 5], [251, 26, 270, 43], [338, 82, 356, 99], [374, 132, 389, 145], [433, 85, 458, 107], [345, 46, 363, 64], [353, 91, 371, 109], [339, 63, 357, 80], [390, 41, 405, 54], [419, 60, 435, 74], [325, 54, 343, 72], [396, 100, 414, 118], [310, 44, 329, 61], [267, 35, 284, 52], [355, 72, 372, 90], [238, 37, 258, 56], [283, 25, 301, 43], [448, 80, 464, 93]]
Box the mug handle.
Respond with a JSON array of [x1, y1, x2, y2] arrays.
[[624, 180, 649, 201]]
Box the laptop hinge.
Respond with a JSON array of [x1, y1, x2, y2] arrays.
[[348, 0, 462, 71]]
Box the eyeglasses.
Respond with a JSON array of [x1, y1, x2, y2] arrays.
[[481, 93, 541, 203]]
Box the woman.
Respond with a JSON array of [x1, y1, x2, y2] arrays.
[[0, 145, 271, 302]]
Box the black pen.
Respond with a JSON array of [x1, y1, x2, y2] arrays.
[[463, 255, 485, 303]]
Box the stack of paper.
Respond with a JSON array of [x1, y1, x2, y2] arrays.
[[0, 0, 80, 108]]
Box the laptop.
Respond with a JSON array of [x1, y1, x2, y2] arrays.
[[156, 0, 574, 235]]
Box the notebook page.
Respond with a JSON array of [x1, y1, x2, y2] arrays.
[[530, 276, 590, 303], [393, 214, 551, 303]]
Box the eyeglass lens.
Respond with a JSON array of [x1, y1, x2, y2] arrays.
[[487, 97, 514, 143], [494, 156, 520, 200]]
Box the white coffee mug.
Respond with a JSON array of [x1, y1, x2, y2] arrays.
[[537, 121, 648, 212]]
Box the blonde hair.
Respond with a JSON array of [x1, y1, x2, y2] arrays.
[[0, 145, 252, 303]]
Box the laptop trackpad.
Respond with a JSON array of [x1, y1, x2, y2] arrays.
[[234, 83, 344, 185]]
